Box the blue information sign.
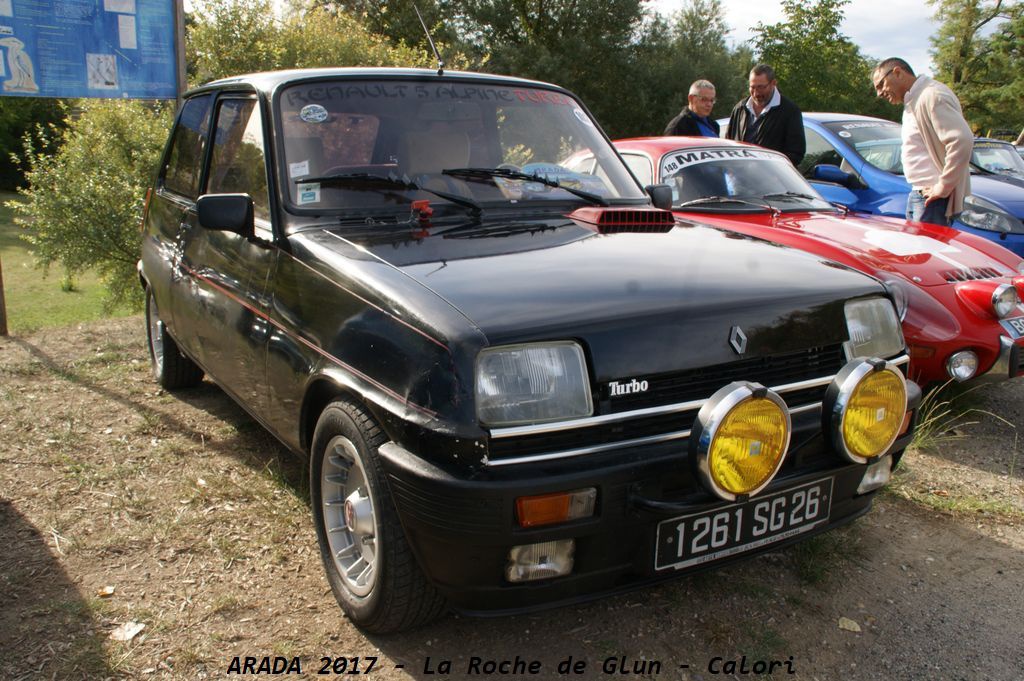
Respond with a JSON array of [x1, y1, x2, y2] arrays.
[[0, 0, 178, 99]]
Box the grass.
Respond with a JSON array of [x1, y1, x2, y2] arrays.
[[909, 381, 1010, 453], [0, 190, 134, 333]]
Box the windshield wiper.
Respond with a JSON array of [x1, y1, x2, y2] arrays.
[[299, 172, 482, 216], [442, 167, 609, 206], [676, 195, 777, 212], [761, 191, 821, 203]]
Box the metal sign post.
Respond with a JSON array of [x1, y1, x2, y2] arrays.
[[0, 256, 8, 336]]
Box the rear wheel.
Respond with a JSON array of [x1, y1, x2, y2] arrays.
[[310, 399, 446, 633], [145, 289, 203, 389]]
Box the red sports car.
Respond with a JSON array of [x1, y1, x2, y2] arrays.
[[589, 137, 1024, 385]]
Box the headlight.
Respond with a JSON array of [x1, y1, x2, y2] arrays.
[[993, 283, 1020, 318], [825, 359, 907, 464], [955, 281, 1021, 319], [476, 342, 593, 426], [691, 383, 791, 501], [958, 195, 1024, 234], [844, 297, 905, 360]]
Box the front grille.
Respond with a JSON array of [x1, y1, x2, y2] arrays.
[[942, 267, 1003, 283], [604, 345, 845, 412], [486, 345, 846, 464]]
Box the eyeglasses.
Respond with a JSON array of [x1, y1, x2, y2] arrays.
[[693, 96, 716, 104], [873, 67, 896, 93]]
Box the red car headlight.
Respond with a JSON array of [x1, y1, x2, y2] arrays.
[[955, 281, 1021, 319]]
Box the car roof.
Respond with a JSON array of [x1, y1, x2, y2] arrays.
[[803, 112, 898, 124], [614, 136, 764, 153], [186, 67, 565, 97]]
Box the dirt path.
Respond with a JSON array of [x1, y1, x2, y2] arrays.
[[1, 318, 1022, 680]]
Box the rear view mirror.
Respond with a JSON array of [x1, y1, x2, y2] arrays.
[[197, 194, 255, 238], [646, 184, 673, 211]]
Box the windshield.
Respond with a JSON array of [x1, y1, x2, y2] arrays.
[[659, 147, 834, 212], [276, 79, 645, 214], [972, 141, 1024, 179], [823, 120, 903, 174]]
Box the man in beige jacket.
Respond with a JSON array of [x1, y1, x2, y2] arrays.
[[873, 57, 972, 226]]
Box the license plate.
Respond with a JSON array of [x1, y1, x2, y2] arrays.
[[1000, 316, 1024, 339], [654, 477, 833, 571]]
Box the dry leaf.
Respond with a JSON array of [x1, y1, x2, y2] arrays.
[[838, 617, 862, 633], [109, 621, 145, 641], [97, 586, 115, 598]]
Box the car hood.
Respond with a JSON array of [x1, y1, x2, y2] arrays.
[[679, 210, 1021, 288], [330, 216, 885, 380]]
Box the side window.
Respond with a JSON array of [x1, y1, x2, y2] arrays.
[[207, 98, 271, 222], [162, 95, 212, 199], [622, 153, 653, 187], [799, 127, 843, 177]]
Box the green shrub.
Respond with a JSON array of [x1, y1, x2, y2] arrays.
[[10, 100, 172, 311]]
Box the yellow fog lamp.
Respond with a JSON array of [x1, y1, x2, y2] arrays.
[[825, 359, 907, 464], [690, 382, 791, 501]]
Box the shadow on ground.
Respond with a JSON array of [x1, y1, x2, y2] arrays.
[[0, 501, 115, 680]]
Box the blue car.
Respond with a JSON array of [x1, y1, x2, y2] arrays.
[[798, 113, 1024, 257]]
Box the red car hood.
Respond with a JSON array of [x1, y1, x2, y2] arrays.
[[682, 210, 1021, 287]]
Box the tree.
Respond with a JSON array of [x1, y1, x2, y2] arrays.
[[443, 0, 652, 137], [10, 101, 172, 309], [0, 98, 65, 190], [930, 0, 1023, 135], [659, 0, 753, 129], [751, 0, 891, 119]]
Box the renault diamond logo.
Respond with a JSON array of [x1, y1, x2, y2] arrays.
[[729, 326, 748, 354]]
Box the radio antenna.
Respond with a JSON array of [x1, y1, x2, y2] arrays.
[[413, 4, 445, 76]]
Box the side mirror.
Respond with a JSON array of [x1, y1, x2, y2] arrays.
[[646, 183, 673, 211], [812, 164, 863, 189], [196, 194, 255, 238]]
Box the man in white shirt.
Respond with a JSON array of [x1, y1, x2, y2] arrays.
[[873, 57, 973, 226]]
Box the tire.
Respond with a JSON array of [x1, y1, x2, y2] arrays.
[[145, 289, 204, 389], [310, 399, 446, 633]]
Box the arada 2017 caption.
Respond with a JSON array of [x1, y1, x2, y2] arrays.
[[225, 654, 797, 675]]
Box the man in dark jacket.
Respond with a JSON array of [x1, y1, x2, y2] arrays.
[[664, 79, 720, 137], [726, 64, 805, 166]]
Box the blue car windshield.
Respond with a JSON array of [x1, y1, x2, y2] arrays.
[[824, 121, 903, 174], [972, 141, 1024, 179]]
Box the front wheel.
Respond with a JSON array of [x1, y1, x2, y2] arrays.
[[310, 399, 446, 633], [145, 289, 203, 389]]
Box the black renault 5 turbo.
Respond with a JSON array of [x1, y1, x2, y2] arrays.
[[138, 68, 920, 633]]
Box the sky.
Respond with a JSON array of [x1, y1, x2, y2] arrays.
[[652, 0, 938, 76]]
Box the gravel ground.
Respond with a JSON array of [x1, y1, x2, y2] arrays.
[[1, 317, 1022, 680]]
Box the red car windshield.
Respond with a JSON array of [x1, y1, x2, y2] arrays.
[[659, 147, 834, 212]]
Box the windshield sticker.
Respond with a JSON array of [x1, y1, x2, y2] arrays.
[[974, 142, 1005, 149], [840, 121, 898, 130], [838, 131, 852, 138], [296, 182, 321, 205], [573, 108, 594, 126], [289, 160, 310, 178], [660, 148, 780, 177], [285, 84, 574, 108], [299, 104, 328, 123]]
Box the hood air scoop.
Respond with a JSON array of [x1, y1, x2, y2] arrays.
[[568, 206, 676, 234]]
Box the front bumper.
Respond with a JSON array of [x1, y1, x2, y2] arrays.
[[377, 401, 918, 615]]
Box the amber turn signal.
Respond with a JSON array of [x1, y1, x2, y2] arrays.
[[515, 488, 596, 528]]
